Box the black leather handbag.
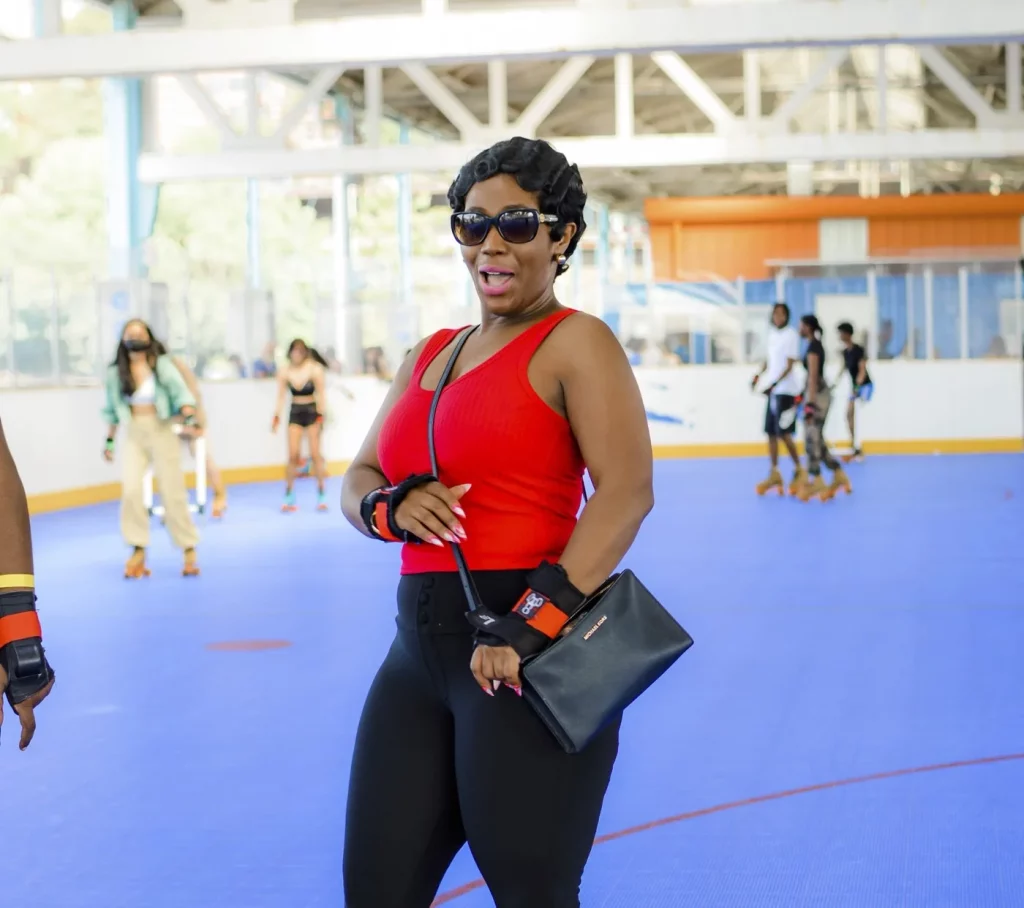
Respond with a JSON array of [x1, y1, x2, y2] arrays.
[[427, 326, 694, 754]]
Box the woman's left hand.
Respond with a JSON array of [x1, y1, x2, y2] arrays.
[[470, 644, 521, 695]]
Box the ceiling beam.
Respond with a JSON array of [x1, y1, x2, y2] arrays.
[[4, 0, 1024, 81], [138, 127, 1024, 182]]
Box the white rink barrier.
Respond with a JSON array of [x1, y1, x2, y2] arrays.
[[4, 361, 1021, 504]]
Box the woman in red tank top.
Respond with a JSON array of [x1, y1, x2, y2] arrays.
[[340, 137, 654, 908]]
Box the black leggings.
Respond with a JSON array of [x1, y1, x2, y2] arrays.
[[343, 570, 621, 908]]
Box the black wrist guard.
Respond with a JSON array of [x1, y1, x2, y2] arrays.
[[359, 473, 436, 543], [0, 591, 54, 706], [466, 561, 586, 659]]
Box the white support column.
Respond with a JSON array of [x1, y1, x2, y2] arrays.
[[768, 47, 849, 130], [334, 99, 361, 373], [876, 45, 888, 132], [651, 51, 736, 133], [246, 72, 260, 138], [33, 0, 62, 38], [743, 51, 761, 123], [919, 46, 999, 126], [1013, 262, 1023, 358], [363, 65, 382, 145], [614, 53, 634, 139], [176, 74, 237, 143], [246, 178, 261, 289], [515, 56, 594, 137], [958, 265, 969, 359], [331, 174, 351, 369], [1007, 42, 1022, 115], [786, 161, 814, 196], [272, 65, 344, 143], [923, 265, 935, 361], [401, 63, 481, 138], [488, 60, 508, 132], [827, 66, 840, 133]]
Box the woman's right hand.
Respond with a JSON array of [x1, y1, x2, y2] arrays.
[[392, 482, 471, 547], [102, 445, 114, 463]]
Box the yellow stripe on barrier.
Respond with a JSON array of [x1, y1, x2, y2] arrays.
[[25, 441, 1022, 515]]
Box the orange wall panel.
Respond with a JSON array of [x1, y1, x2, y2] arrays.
[[655, 221, 818, 282], [648, 225, 674, 280], [869, 216, 1021, 256], [645, 193, 1024, 282], [644, 193, 1024, 226]]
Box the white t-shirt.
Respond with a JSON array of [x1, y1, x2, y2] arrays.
[[764, 325, 801, 396]]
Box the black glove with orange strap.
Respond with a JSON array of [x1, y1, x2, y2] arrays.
[[0, 590, 54, 707], [359, 474, 436, 543], [466, 561, 585, 658]]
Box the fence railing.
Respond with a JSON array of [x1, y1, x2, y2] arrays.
[[0, 255, 1021, 389]]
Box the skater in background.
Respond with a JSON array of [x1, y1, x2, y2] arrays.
[[796, 315, 851, 502], [272, 339, 329, 512], [753, 302, 805, 496], [837, 321, 872, 462], [102, 319, 201, 578]]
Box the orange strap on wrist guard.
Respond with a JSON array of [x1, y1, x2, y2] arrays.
[[0, 590, 42, 649]]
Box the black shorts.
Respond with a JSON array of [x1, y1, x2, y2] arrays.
[[764, 394, 798, 437], [289, 402, 319, 428]]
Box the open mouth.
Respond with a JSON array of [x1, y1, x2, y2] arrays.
[[479, 267, 515, 294]]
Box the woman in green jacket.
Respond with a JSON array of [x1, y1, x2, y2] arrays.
[[102, 319, 201, 578]]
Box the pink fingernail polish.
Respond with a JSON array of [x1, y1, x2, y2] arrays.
[[483, 687, 494, 697], [429, 537, 444, 547], [453, 505, 466, 518], [444, 532, 458, 543]]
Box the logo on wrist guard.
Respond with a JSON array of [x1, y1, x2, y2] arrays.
[[515, 591, 547, 619]]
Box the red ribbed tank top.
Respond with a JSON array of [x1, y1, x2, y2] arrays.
[[377, 308, 584, 575]]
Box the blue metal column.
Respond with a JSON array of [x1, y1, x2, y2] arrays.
[[102, 0, 158, 281]]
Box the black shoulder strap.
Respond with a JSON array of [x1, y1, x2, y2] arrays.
[[427, 326, 483, 612], [426, 324, 591, 611]]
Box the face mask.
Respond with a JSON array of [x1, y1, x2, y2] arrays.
[[123, 339, 151, 352]]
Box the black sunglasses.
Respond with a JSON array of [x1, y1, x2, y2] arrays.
[[451, 208, 560, 247]]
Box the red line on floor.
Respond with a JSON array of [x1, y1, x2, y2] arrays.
[[430, 751, 1024, 906]]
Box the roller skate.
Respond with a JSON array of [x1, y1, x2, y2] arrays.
[[182, 547, 200, 577], [841, 447, 864, 464], [823, 467, 853, 500], [316, 490, 329, 512], [796, 474, 829, 502], [124, 547, 151, 579], [281, 490, 297, 513], [756, 467, 785, 496], [788, 467, 807, 496]]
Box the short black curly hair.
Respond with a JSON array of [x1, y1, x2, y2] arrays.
[[447, 136, 587, 278]]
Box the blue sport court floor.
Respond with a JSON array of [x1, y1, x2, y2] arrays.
[[9, 454, 1024, 907]]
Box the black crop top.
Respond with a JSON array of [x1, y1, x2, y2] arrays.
[[803, 338, 826, 387], [289, 379, 315, 397]]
